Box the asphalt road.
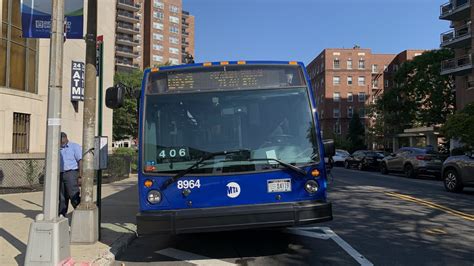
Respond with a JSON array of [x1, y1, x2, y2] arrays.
[[116, 167, 474, 266]]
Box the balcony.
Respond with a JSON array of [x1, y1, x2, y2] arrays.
[[441, 54, 473, 75], [116, 47, 140, 58], [117, 23, 140, 35], [115, 59, 139, 71], [117, 11, 140, 23], [116, 36, 140, 46], [440, 23, 471, 48], [117, 0, 141, 12], [440, 0, 470, 20], [182, 21, 189, 28]]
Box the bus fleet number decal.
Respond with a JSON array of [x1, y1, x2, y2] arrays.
[[177, 179, 201, 189]]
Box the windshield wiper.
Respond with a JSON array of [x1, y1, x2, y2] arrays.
[[246, 158, 307, 176], [161, 149, 251, 190]]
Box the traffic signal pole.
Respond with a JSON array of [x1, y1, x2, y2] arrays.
[[24, 0, 71, 264], [70, 0, 99, 244]]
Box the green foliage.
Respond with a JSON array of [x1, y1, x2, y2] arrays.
[[442, 102, 474, 148], [370, 49, 455, 141], [334, 136, 351, 151], [347, 112, 366, 152], [113, 70, 143, 141], [113, 147, 138, 172], [24, 160, 36, 186]]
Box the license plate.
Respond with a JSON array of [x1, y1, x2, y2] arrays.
[[267, 179, 291, 193], [434, 159, 441, 163]]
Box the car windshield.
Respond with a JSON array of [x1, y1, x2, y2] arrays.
[[143, 87, 320, 174]]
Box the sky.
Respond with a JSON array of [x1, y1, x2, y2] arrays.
[[183, 0, 449, 65]]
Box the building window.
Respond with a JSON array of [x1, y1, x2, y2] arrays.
[[169, 58, 180, 65], [1, 0, 38, 92], [153, 22, 163, 30], [347, 76, 353, 85], [347, 92, 353, 102], [358, 76, 365, 86], [372, 64, 378, 73], [333, 108, 340, 118], [170, 26, 179, 34], [358, 92, 366, 102], [12, 113, 30, 153], [358, 59, 365, 69], [347, 106, 353, 118], [153, 11, 164, 20], [385, 80, 389, 88], [169, 5, 179, 13], [333, 92, 341, 102], [169, 16, 180, 24], [333, 76, 340, 85], [153, 44, 163, 51], [152, 55, 163, 62], [372, 79, 378, 88], [359, 108, 366, 118], [153, 33, 163, 41], [334, 123, 341, 135], [169, 47, 179, 54], [333, 58, 340, 69], [153, 0, 164, 9], [347, 59, 352, 69], [169, 36, 179, 44], [384, 65, 388, 72]]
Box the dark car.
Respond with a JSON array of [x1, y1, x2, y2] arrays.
[[344, 150, 385, 171], [442, 151, 474, 192], [380, 147, 445, 178]]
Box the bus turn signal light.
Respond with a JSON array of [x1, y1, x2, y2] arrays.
[[144, 180, 153, 188], [311, 169, 320, 177], [144, 166, 156, 172]]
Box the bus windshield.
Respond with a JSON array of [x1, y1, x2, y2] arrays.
[[143, 67, 319, 174]]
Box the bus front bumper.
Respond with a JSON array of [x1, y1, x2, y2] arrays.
[[137, 200, 332, 235]]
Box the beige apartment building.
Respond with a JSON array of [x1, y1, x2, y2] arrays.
[[439, 0, 474, 110], [0, 0, 115, 160], [307, 48, 395, 140]]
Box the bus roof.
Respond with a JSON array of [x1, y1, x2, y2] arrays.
[[144, 60, 305, 74]]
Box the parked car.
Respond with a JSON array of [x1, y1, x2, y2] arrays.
[[344, 150, 385, 170], [441, 151, 474, 192], [333, 149, 350, 166], [380, 147, 445, 178]]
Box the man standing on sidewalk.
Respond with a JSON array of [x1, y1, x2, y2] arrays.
[[59, 132, 82, 216]]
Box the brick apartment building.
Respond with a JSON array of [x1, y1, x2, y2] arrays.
[[142, 0, 195, 68], [307, 48, 395, 140], [115, 0, 195, 73], [439, 0, 474, 110], [383, 50, 427, 93]]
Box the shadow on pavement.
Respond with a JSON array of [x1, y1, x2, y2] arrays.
[[0, 228, 26, 265]]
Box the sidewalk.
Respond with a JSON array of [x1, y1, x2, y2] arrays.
[[0, 175, 138, 266]]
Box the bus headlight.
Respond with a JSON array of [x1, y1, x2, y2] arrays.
[[304, 180, 319, 194], [147, 190, 162, 204]]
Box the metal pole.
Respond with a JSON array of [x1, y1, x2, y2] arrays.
[[97, 38, 104, 240], [71, 0, 99, 243], [25, 0, 71, 264]]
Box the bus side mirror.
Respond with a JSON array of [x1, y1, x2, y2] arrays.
[[105, 86, 124, 109], [323, 139, 335, 157]]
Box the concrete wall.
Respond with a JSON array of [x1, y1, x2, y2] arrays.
[[0, 0, 116, 157]]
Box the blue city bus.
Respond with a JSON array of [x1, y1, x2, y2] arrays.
[[106, 61, 334, 234]]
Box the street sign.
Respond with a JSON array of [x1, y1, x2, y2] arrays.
[[96, 35, 103, 76], [21, 0, 84, 39]]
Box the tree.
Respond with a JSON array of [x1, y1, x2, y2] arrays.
[[348, 112, 366, 152], [369, 49, 455, 147], [442, 103, 474, 148], [113, 70, 143, 141]]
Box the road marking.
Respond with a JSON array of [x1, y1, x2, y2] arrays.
[[385, 191, 474, 222], [156, 248, 237, 266], [287, 227, 373, 266]]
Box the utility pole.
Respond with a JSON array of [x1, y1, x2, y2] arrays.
[[25, 0, 71, 265], [71, 0, 99, 243]]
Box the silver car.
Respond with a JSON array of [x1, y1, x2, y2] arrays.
[[380, 147, 444, 178], [442, 151, 474, 192]]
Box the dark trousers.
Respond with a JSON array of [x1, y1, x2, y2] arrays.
[[59, 170, 81, 216]]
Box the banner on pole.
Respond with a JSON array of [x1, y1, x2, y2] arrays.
[[71, 61, 85, 101], [21, 0, 84, 39]]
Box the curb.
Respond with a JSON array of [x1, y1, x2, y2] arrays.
[[92, 226, 138, 265]]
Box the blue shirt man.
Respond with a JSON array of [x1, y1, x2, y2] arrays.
[[59, 132, 82, 216]]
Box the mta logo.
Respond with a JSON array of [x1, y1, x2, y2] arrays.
[[226, 182, 241, 198]]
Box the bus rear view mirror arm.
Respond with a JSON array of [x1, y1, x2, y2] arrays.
[[323, 139, 335, 157]]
